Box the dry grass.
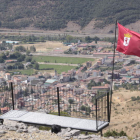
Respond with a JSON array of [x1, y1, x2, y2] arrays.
[[14, 41, 70, 53], [103, 89, 140, 138]]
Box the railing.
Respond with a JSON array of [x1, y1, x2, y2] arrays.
[[0, 82, 110, 130], [0, 82, 12, 114], [96, 92, 110, 130]]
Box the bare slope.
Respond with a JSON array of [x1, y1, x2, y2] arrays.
[[103, 89, 140, 137]]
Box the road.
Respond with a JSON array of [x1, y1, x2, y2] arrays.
[[0, 28, 115, 38], [38, 62, 78, 66], [30, 53, 101, 59]]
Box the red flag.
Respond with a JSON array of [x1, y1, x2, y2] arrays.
[[116, 23, 140, 57]]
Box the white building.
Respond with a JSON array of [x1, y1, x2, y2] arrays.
[[93, 70, 101, 77], [5, 73, 11, 80]]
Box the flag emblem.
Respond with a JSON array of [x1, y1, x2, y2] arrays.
[[123, 33, 132, 46], [117, 23, 140, 57]]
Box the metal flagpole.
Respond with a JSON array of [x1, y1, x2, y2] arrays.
[[109, 20, 117, 122]]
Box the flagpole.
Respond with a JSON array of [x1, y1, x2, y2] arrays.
[[109, 20, 117, 122]]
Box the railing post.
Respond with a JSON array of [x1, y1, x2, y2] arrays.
[[95, 97, 98, 131], [107, 92, 110, 122], [11, 82, 14, 110], [57, 87, 60, 116]]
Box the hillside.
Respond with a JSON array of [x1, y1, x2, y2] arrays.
[[0, 0, 140, 30]]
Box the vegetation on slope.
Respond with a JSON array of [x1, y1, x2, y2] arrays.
[[0, 0, 140, 29]]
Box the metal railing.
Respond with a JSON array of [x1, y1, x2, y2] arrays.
[[96, 92, 110, 130], [0, 82, 12, 114], [0, 82, 110, 130]]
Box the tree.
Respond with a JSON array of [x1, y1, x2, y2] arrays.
[[85, 36, 91, 43], [81, 105, 86, 111], [0, 57, 4, 63], [66, 35, 73, 42], [114, 85, 119, 90], [40, 36, 45, 42], [93, 36, 100, 44], [68, 99, 74, 104], [13, 52, 21, 58], [6, 51, 9, 56], [15, 46, 26, 52], [1, 53, 6, 59], [14, 62, 24, 69], [25, 56, 32, 62], [17, 57, 23, 62], [26, 50, 30, 56], [34, 62, 39, 70], [31, 60, 36, 64], [30, 46, 36, 52]]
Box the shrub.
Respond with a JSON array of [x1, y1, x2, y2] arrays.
[[38, 126, 51, 131], [104, 130, 127, 137]]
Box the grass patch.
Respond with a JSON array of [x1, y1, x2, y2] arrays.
[[8, 69, 35, 75], [39, 64, 76, 74], [38, 126, 51, 131], [33, 56, 94, 64], [104, 130, 127, 137], [50, 111, 70, 117]]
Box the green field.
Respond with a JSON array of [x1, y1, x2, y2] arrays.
[[8, 69, 35, 75], [33, 56, 94, 64], [7, 65, 77, 75], [39, 64, 76, 74]]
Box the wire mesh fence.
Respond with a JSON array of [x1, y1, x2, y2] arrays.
[[0, 82, 12, 114], [0, 82, 110, 128]]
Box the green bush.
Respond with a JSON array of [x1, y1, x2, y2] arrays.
[[104, 130, 127, 137], [38, 126, 51, 131]]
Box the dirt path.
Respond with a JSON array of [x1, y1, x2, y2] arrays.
[[38, 62, 78, 66]]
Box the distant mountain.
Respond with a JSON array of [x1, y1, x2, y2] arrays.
[[0, 0, 140, 30]]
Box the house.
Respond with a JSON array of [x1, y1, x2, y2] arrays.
[[0, 71, 5, 77], [97, 47, 103, 52], [0, 77, 5, 84], [30, 78, 45, 86], [60, 74, 70, 82], [75, 72, 87, 80], [92, 84, 110, 91], [5, 73, 11, 80], [14, 78, 21, 85], [27, 76, 36, 82], [86, 61, 92, 68], [17, 98, 25, 109], [44, 79, 58, 87], [136, 69, 140, 75], [7, 80, 14, 87], [92, 70, 101, 77], [6, 41, 19, 44], [5, 60, 17, 63], [104, 59, 113, 66], [0, 63, 5, 71], [1, 107, 9, 114], [124, 59, 132, 66], [74, 88, 84, 95], [113, 81, 122, 87], [30, 79, 41, 86], [130, 78, 139, 84], [60, 70, 76, 82], [120, 68, 127, 74]]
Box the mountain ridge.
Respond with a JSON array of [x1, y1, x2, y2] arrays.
[[0, 0, 140, 31]]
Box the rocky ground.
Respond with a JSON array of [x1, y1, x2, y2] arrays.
[[0, 119, 139, 140]]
